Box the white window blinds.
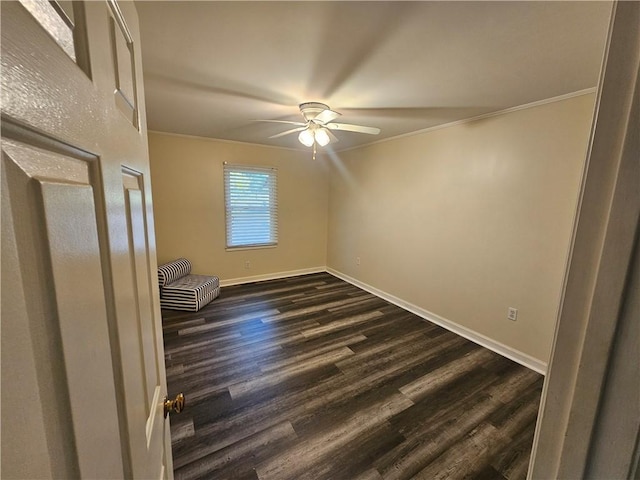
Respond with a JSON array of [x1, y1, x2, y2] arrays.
[[223, 164, 278, 249]]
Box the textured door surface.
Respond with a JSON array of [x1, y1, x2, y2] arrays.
[[1, 1, 171, 478]]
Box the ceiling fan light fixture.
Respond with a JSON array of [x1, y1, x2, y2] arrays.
[[266, 102, 379, 149], [315, 128, 330, 147], [298, 128, 315, 147]]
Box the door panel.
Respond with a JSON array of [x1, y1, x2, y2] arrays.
[[39, 180, 121, 479], [123, 168, 165, 479], [124, 170, 159, 406], [1, 137, 123, 479], [1, 1, 171, 478], [108, 0, 139, 127]]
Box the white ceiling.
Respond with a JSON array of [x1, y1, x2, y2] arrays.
[[136, 1, 612, 152]]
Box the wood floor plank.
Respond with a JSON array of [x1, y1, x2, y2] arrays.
[[177, 309, 280, 335], [300, 310, 385, 338], [293, 422, 404, 480], [398, 348, 497, 401], [353, 468, 385, 480], [375, 376, 537, 479], [228, 346, 356, 400], [175, 421, 298, 480], [255, 393, 414, 480], [263, 293, 374, 323], [260, 333, 368, 373], [162, 272, 543, 479], [490, 417, 538, 480]]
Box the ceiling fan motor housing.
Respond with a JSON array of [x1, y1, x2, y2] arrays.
[[299, 102, 330, 122]]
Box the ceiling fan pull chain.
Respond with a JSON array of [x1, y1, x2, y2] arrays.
[[312, 142, 317, 160]]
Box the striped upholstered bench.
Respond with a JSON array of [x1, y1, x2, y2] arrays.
[[157, 258, 220, 312]]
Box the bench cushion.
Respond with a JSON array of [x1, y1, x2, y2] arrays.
[[158, 258, 192, 287], [160, 274, 220, 312]]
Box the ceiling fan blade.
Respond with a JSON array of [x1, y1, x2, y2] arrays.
[[269, 127, 306, 139], [326, 123, 381, 135], [256, 119, 307, 126], [313, 109, 341, 124], [326, 129, 339, 143]]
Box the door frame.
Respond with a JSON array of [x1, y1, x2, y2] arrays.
[[529, 1, 640, 478]]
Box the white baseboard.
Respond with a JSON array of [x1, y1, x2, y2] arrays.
[[327, 267, 548, 375], [220, 266, 327, 287]]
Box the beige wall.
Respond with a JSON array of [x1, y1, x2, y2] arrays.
[[326, 94, 595, 363], [148, 132, 329, 282]]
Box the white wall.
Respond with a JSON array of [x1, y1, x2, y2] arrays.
[[326, 93, 595, 365]]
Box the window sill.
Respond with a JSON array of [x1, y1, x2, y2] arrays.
[[225, 244, 278, 252]]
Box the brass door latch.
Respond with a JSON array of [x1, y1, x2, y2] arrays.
[[164, 393, 185, 418]]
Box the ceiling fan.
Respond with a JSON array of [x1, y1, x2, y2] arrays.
[[260, 102, 380, 158]]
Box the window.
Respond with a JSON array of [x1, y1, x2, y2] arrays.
[[224, 164, 278, 249]]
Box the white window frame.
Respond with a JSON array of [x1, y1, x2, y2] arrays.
[[223, 163, 278, 250]]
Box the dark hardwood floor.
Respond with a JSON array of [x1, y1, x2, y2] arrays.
[[162, 272, 543, 480]]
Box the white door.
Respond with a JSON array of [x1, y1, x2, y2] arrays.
[[1, 1, 174, 479]]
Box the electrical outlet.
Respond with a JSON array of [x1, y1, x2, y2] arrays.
[[356, 256, 361, 266], [244, 260, 251, 269], [507, 307, 518, 321]]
